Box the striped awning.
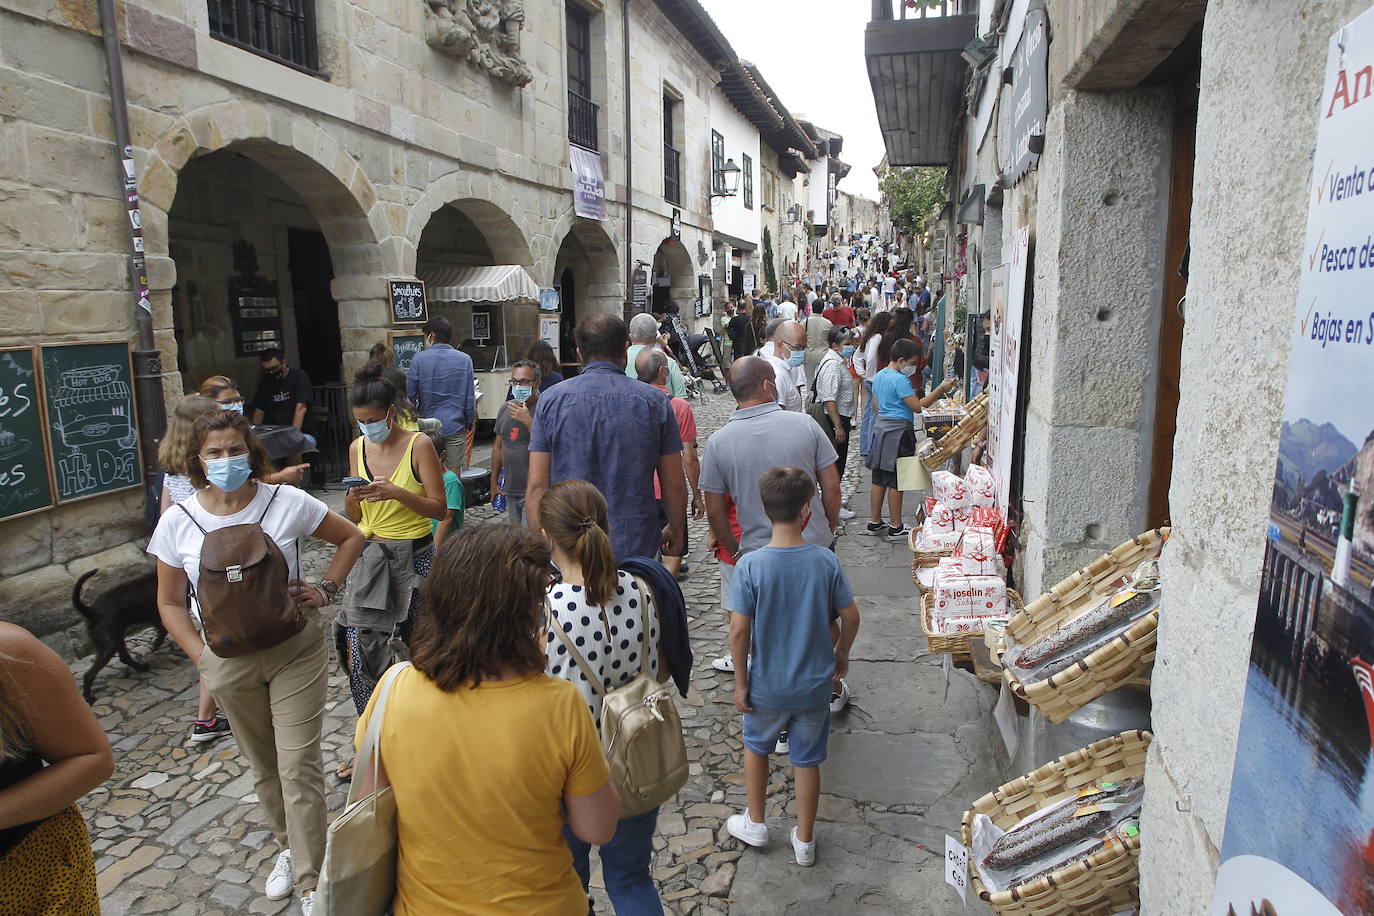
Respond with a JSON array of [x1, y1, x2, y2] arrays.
[[423, 265, 540, 303]]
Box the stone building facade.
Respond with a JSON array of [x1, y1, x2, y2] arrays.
[[0, 0, 791, 634]]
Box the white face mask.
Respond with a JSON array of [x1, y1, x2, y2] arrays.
[[900, 365, 918, 377]]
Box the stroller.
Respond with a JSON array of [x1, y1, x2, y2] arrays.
[[686, 332, 728, 394]]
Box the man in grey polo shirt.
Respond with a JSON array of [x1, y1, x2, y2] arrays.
[[700, 356, 841, 676]]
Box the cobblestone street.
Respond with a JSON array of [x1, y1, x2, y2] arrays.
[[74, 392, 995, 915]]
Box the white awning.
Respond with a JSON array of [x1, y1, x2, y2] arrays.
[[423, 265, 540, 303]]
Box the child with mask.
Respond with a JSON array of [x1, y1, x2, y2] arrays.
[[863, 339, 957, 541], [336, 360, 447, 778], [147, 410, 363, 912]]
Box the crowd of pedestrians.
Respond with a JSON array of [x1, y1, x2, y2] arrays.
[[0, 248, 967, 914]]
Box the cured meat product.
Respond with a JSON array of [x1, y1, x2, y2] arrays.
[[1032, 630, 1123, 682], [1012, 820, 1140, 888], [984, 807, 1115, 870], [1013, 591, 1153, 669]]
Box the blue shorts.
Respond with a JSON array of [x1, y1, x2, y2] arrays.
[[743, 706, 830, 767]]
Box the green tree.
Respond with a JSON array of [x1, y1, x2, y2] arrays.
[[879, 166, 947, 237], [762, 226, 779, 292]]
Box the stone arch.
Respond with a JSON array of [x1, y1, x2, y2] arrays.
[[405, 171, 536, 275], [142, 101, 397, 396], [552, 217, 624, 361], [652, 235, 697, 321]]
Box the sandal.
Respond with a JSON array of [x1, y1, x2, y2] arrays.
[[335, 762, 354, 782]]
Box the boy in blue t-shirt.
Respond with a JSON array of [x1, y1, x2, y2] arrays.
[[427, 431, 465, 546], [726, 466, 861, 866]]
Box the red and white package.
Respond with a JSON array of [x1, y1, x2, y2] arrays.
[[935, 615, 989, 635], [951, 506, 972, 532], [959, 526, 1000, 577], [917, 524, 962, 552], [971, 506, 1003, 529], [965, 465, 996, 508], [927, 501, 955, 532], [932, 470, 970, 508], [932, 570, 1007, 620]]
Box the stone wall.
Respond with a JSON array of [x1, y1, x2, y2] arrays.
[[0, 0, 727, 637], [1140, 0, 1368, 910]]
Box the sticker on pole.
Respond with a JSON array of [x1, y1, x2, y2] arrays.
[[945, 834, 969, 904]]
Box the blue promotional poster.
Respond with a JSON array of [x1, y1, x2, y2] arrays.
[[1212, 8, 1374, 915]]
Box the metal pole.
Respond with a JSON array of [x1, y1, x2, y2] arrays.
[[622, 0, 635, 318], [99, 0, 167, 518]]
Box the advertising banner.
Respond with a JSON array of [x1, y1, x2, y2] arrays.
[[1212, 10, 1374, 915], [988, 227, 1028, 509], [570, 145, 605, 220]]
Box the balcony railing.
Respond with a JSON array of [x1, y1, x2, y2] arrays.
[[664, 144, 682, 205], [208, 0, 320, 74], [568, 89, 599, 151]]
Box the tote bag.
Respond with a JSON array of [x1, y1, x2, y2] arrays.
[[315, 661, 411, 916]]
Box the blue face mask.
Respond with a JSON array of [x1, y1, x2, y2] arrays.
[[511, 385, 533, 403], [203, 454, 253, 492], [786, 349, 805, 368], [219, 400, 244, 414], [357, 415, 391, 444], [841, 346, 856, 358]]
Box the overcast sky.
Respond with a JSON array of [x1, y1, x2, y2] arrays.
[[697, 0, 884, 200]]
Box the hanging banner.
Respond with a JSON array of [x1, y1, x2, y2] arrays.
[[988, 227, 1028, 509], [1212, 10, 1374, 915], [570, 145, 605, 220]]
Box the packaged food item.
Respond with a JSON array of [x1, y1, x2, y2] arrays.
[[966, 464, 996, 507], [935, 615, 988, 635], [932, 570, 1006, 620], [927, 501, 955, 532], [932, 470, 970, 508], [958, 525, 999, 576]]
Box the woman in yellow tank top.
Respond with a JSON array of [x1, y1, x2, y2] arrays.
[[337, 360, 445, 779]]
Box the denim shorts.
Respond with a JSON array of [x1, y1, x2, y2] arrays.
[[743, 706, 831, 767]]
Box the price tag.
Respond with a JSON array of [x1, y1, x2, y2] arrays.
[[945, 834, 969, 904], [994, 682, 1020, 759]]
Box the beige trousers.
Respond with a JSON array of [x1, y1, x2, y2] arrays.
[[198, 618, 329, 893]]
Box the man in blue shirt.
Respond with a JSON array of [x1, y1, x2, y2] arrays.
[[525, 313, 687, 560], [406, 316, 475, 471]]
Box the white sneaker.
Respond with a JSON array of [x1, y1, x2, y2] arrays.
[[791, 827, 816, 866], [775, 730, 790, 755], [726, 813, 769, 847], [711, 654, 734, 673], [830, 680, 850, 713], [837, 507, 857, 520], [299, 891, 315, 916], [265, 849, 294, 900]]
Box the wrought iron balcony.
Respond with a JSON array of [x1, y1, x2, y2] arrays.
[[664, 144, 682, 205], [208, 0, 320, 73], [568, 89, 599, 152], [866, 0, 976, 166]]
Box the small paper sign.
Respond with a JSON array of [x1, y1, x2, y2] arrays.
[[994, 683, 1020, 759], [945, 834, 969, 904]]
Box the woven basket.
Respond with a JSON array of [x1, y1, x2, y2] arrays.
[[908, 525, 956, 574], [960, 730, 1151, 916], [919, 389, 990, 469], [999, 528, 1169, 724], [921, 587, 1023, 655]]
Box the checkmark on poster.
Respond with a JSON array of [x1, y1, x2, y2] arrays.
[[1308, 229, 1325, 271], [1316, 159, 1334, 202], [1299, 297, 1317, 336]]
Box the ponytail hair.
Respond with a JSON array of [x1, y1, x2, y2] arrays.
[[350, 358, 416, 423], [540, 480, 618, 607]]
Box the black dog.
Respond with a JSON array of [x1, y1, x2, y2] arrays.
[[73, 569, 165, 703]]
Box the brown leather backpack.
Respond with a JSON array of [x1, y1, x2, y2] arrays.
[[179, 485, 303, 657]]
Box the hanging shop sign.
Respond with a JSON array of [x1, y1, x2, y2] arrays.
[[1211, 10, 1374, 916], [570, 145, 606, 220], [671, 208, 682, 239], [539, 288, 561, 312], [1004, 4, 1049, 186], [742, 273, 756, 295], [988, 228, 1028, 509], [389, 279, 428, 325], [631, 267, 649, 312]]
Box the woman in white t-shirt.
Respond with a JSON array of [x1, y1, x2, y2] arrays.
[[147, 411, 363, 913], [539, 480, 666, 914]]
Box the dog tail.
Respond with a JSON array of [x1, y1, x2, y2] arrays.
[[72, 569, 100, 620]]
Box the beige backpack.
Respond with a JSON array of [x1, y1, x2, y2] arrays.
[[550, 576, 688, 817]]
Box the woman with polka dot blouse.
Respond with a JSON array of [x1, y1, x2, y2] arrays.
[[541, 480, 668, 915]]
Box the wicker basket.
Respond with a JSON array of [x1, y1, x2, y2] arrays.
[[921, 588, 1023, 655], [960, 730, 1151, 916], [919, 389, 990, 469], [998, 528, 1169, 724], [908, 525, 956, 574]]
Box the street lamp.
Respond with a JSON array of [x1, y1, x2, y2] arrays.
[[711, 157, 742, 198]]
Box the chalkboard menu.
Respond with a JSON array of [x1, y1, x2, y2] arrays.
[[389, 279, 428, 325], [229, 277, 282, 358], [0, 348, 54, 521], [631, 267, 649, 313], [389, 332, 425, 373], [41, 342, 141, 504]]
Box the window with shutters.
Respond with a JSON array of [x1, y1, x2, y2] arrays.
[[207, 0, 320, 73], [742, 153, 753, 209]]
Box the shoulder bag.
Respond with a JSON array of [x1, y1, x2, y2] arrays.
[[315, 661, 412, 916]]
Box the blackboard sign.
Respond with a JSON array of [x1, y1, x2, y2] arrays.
[[390, 279, 428, 325], [0, 348, 54, 521], [631, 267, 649, 313], [389, 332, 424, 373], [228, 278, 282, 358], [41, 342, 141, 504]]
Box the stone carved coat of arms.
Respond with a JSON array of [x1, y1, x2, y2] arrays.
[[423, 0, 533, 87]]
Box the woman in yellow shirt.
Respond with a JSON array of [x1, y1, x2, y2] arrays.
[[339, 361, 445, 777], [355, 524, 622, 914]]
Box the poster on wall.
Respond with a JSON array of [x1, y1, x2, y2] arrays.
[[539, 316, 560, 361], [570, 145, 605, 220], [1211, 10, 1374, 916], [988, 227, 1028, 509]]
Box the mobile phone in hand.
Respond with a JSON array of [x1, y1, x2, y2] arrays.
[[341, 476, 369, 488]]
